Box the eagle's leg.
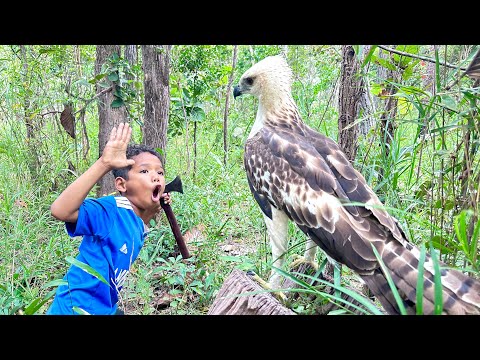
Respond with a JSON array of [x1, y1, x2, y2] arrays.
[[289, 238, 318, 271], [263, 207, 289, 291]]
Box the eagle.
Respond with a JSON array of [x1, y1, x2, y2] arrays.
[[233, 54, 480, 315]]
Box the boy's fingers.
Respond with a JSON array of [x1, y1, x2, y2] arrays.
[[109, 126, 117, 141], [124, 125, 132, 142], [118, 123, 131, 142], [116, 123, 125, 139]]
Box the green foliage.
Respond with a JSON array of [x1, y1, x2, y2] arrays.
[[1, 45, 479, 316]]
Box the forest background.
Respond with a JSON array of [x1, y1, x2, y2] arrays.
[[1, 45, 479, 315]]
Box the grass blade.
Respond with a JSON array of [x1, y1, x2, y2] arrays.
[[416, 243, 426, 315], [371, 244, 407, 315]]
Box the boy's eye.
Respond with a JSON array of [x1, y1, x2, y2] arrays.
[[158, 171, 164, 176], [140, 169, 148, 173]]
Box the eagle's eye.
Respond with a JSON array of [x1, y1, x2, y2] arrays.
[[245, 77, 254, 86]]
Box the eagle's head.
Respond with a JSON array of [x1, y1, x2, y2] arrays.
[[233, 55, 293, 104]]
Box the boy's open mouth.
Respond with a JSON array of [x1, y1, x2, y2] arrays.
[[152, 185, 162, 202]]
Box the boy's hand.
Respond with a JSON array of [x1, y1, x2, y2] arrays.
[[101, 123, 135, 170], [161, 192, 172, 205]]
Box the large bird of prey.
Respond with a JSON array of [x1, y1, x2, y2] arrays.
[[233, 54, 480, 315]]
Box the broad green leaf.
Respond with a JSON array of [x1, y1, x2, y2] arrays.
[[74, 79, 91, 88], [394, 45, 419, 68], [440, 94, 457, 111], [374, 56, 397, 71], [107, 72, 119, 82], [191, 107, 206, 122], [89, 73, 106, 84], [110, 98, 124, 108], [454, 209, 470, 255]]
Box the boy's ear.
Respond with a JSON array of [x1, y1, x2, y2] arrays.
[[115, 177, 127, 193]]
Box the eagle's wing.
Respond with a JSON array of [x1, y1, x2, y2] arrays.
[[244, 125, 397, 273]]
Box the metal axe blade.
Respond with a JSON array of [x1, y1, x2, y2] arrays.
[[164, 175, 183, 194]]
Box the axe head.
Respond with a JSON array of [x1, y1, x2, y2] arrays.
[[164, 175, 183, 194]]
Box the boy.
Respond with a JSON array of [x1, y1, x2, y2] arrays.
[[46, 122, 172, 315]]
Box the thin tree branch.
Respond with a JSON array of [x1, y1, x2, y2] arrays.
[[73, 85, 113, 115], [377, 45, 466, 71]]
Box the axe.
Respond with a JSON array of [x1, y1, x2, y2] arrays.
[[161, 175, 191, 259]]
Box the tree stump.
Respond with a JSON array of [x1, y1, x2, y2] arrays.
[[207, 269, 296, 315]]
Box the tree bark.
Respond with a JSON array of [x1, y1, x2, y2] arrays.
[[377, 46, 402, 160], [19, 45, 41, 176], [208, 269, 296, 315], [95, 45, 127, 197], [337, 45, 362, 162], [141, 45, 171, 165], [357, 46, 376, 137]]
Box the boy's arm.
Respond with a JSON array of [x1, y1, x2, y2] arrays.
[[50, 123, 135, 223]]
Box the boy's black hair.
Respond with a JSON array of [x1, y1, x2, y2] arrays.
[[112, 144, 164, 180]]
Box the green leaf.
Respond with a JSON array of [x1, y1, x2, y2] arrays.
[[362, 46, 377, 68], [75, 79, 91, 88], [66, 256, 110, 287], [42, 279, 68, 289], [430, 236, 455, 254], [440, 94, 457, 112], [394, 45, 419, 68], [24, 288, 57, 315], [89, 73, 106, 84], [110, 98, 124, 108], [108, 72, 119, 82], [110, 53, 120, 62], [429, 244, 443, 314], [416, 244, 426, 315], [191, 106, 206, 122], [72, 306, 91, 315], [470, 218, 480, 264], [454, 209, 471, 255], [374, 56, 397, 71]]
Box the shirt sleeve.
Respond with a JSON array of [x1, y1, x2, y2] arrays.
[[65, 197, 116, 239]]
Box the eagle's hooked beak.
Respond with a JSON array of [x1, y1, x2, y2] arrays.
[[233, 85, 242, 99]]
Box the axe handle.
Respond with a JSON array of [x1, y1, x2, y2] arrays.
[[160, 201, 191, 259]]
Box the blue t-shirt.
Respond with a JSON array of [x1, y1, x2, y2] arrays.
[[46, 196, 148, 315]]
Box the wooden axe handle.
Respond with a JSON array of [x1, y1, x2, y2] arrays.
[[160, 200, 191, 259]]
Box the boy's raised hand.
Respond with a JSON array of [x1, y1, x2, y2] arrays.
[[101, 123, 136, 170]]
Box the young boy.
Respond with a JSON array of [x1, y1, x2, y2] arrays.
[[46, 122, 172, 315]]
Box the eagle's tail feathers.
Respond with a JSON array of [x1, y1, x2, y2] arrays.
[[360, 271, 416, 315]]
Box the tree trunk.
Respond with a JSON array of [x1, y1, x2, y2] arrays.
[[141, 45, 171, 165], [124, 45, 137, 70], [19, 45, 41, 177], [337, 45, 362, 162], [377, 46, 401, 160], [124, 45, 137, 87], [208, 269, 296, 315], [357, 45, 376, 137], [95, 45, 128, 197]]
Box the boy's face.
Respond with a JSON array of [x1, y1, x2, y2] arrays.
[[115, 152, 165, 213]]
